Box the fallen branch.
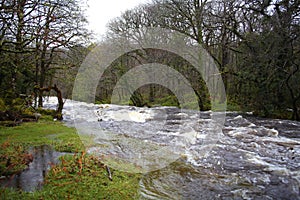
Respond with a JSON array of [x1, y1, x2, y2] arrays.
[[105, 165, 113, 181]]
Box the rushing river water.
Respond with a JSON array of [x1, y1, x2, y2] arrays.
[[44, 97, 300, 200]]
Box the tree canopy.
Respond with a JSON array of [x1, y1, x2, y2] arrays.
[[103, 0, 300, 120], [0, 0, 89, 105], [0, 0, 299, 121]]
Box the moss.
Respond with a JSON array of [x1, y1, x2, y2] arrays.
[[21, 108, 34, 116], [36, 108, 56, 117], [0, 98, 7, 111]]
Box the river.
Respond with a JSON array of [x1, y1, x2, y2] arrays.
[[44, 97, 300, 199]]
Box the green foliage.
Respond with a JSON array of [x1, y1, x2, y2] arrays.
[[234, 28, 300, 119], [95, 100, 109, 104], [36, 108, 56, 117], [157, 95, 179, 107], [226, 99, 241, 112], [22, 108, 34, 116], [10, 98, 26, 112]]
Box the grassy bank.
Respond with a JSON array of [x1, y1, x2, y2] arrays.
[[0, 118, 141, 199]]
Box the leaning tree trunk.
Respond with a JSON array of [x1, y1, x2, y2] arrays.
[[194, 90, 204, 111], [52, 84, 64, 120], [35, 84, 64, 120], [285, 69, 300, 121], [292, 97, 300, 121]]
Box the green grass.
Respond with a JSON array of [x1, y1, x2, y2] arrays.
[[1, 153, 141, 200], [0, 120, 84, 152], [0, 119, 141, 199]]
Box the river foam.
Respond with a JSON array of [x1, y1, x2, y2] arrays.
[[43, 97, 300, 199]]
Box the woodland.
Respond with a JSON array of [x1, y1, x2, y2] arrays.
[[0, 0, 299, 122]]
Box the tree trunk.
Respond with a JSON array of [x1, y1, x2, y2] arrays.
[[35, 84, 64, 120], [52, 84, 64, 120], [149, 84, 155, 103], [194, 90, 204, 111]]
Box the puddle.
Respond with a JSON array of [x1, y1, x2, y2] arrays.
[[0, 145, 69, 192]]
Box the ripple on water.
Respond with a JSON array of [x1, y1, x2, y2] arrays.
[[42, 97, 300, 199]]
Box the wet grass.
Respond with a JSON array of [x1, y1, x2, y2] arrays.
[[0, 118, 141, 199], [0, 119, 85, 152]]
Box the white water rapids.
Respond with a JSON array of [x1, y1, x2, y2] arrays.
[[44, 97, 300, 199]]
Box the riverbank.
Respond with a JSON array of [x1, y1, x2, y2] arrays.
[[0, 118, 141, 199]]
